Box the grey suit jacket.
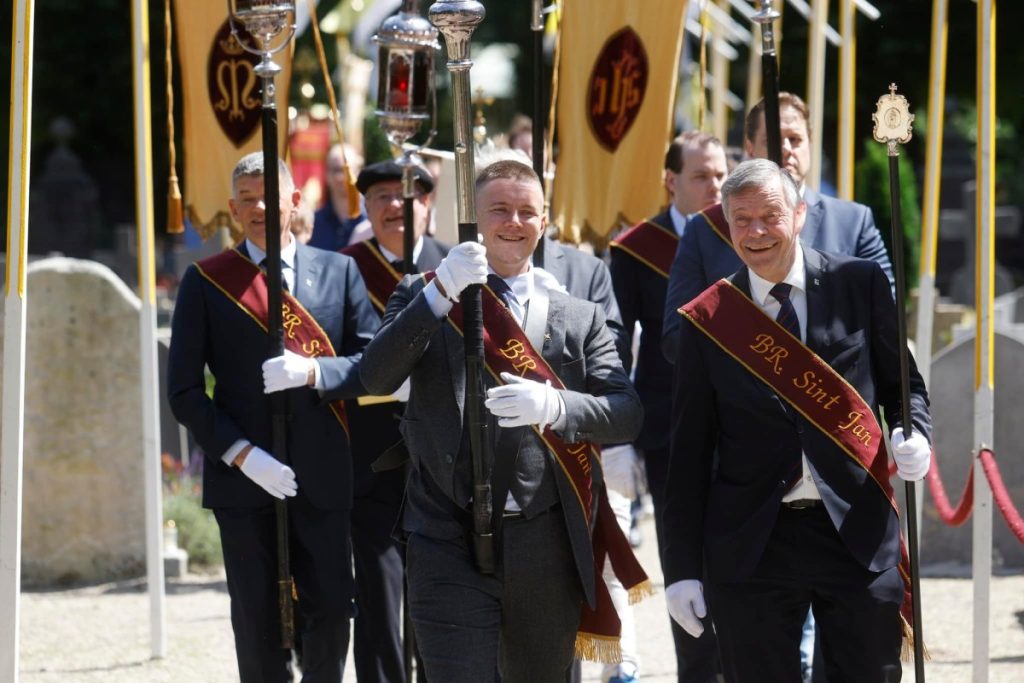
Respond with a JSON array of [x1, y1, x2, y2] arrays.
[[359, 275, 643, 605]]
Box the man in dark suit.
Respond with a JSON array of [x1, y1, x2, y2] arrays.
[[609, 131, 728, 683], [340, 159, 448, 683], [661, 92, 894, 361], [168, 152, 379, 683], [359, 159, 644, 682], [662, 159, 932, 682]]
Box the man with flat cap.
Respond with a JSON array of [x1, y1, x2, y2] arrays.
[[340, 158, 449, 682]]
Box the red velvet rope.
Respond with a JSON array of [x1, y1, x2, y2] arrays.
[[924, 450, 974, 527], [979, 449, 1024, 544]]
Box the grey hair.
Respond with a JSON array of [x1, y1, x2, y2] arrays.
[[720, 158, 798, 215], [232, 152, 294, 196]]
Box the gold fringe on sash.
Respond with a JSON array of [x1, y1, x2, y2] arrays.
[[574, 632, 622, 664], [627, 579, 655, 605], [899, 615, 931, 662]]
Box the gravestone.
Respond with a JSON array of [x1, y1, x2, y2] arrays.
[[921, 331, 1024, 569], [0, 258, 147, 586]]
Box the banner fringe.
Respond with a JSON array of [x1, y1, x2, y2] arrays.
[[899, 615, 930, 662], [574, 632, 622, 664], [627, 579, 655, 605]]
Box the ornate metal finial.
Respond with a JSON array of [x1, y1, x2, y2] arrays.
[[872, 83, 914, 156]]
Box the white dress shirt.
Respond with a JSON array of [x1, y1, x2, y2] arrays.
[[378, 236, 424, 268], [747, 246, 821, 502]]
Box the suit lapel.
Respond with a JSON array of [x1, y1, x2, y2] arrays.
[[444, 321, 466, 413], [802, 247, 830, 353], [542, 238, 566, 283], [293, 243, 321, 308], [799, 186, 824, 248], [543, 293, 566, 375]]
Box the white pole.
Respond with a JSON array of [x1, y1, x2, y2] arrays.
[[1, 2, 35, 681], [805, 0, 828, 192], [132, 0, 167, 658], [711, 39, 730, 143], [836, 0, 855, 201], [972, 2, 995, 681]]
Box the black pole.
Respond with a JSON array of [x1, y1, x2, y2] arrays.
[[887, 153, 926, 679], [261, 105, 295, 650], [756, 1, 783, 165], [531, 0, 545, 268], [399, 160, 417, 681]]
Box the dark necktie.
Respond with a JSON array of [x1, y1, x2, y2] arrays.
[[486, 274, 516, 310], [260, 258, 289, 292], [770, 282, 799, 339]]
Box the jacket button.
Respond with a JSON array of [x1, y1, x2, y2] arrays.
[[444, 454, 453, 464]]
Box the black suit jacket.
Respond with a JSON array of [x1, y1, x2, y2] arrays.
[[345, 236, 449, 500], [609, 210, 676, 450], [167, 242, 379, 510], [661, 248, 931, 586]]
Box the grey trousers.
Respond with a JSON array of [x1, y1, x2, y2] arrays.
[[405, 507, 584, 683]]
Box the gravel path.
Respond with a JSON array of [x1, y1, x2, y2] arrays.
[[20, 514, 1024, 682]]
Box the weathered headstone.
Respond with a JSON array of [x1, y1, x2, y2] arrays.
[[921, 332, 1024, 569], [0, 258, 147, 586]]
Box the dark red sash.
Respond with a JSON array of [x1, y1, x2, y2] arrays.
[[699, 203, 731, 246], [341, 240, 401, 315], [609, 219, 679, 278], [195, 248, 349, 436], [680, 278, 918, 643], [424, 272, 652, 662]]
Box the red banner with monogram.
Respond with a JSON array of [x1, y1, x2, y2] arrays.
[[195, 249, 348, 436]]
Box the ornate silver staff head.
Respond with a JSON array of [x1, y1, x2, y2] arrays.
[[373, 0, 441, 148], [752, 0, 781, 56], [227, 0, 296, 100], [872, 83, 915, 156]]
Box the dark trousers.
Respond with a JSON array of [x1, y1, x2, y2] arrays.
[[645, 446, 722, 683], [215, 498, 354, 683], [351, 494, 406, 683], [706, 506, 904, 683], [406, 507, 583, 683]]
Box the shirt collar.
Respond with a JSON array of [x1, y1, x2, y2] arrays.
[[489, 265, 533, 305], [668, 204, 688, 237], [378, 236, 424, 267], [748, 244, 806, 307], [246, 235, 297, 270]]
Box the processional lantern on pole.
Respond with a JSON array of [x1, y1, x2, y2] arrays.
[[373, 0, 440, 274], [226, 0, 299, 650], [872, 83, 926, 682]]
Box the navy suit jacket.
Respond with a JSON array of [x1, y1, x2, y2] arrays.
[[541, 236, 629, 362], [661, 248, 930, 586], [608, 210, 677, 450], [661, 187, 894, 361], [167, 242, 379, 511]]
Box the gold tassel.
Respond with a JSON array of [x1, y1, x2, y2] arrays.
[[574, 632, 622, 664], [167, 172, 184, 234], [627, 579, 655, 606], [899, 615, 931, 662]]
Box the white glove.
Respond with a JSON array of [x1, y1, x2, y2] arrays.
[[890, 427, 930, 481], [239, 446, 298, 499], [665, 580, 707, 638], [262, 350, 314, 393], [434, 241, 488, 302], [485, 371, 561, 428], [601, 444, 640, 499], [393, 378, 411, 403]]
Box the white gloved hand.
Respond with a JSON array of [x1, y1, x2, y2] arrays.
[[890, 427, 931, 481], [434, 241, 488, 302], [393, 378, 411, 403], [485, 372, 560, 428], [665, 580, 707, 638], [262, 350, 314, 393], [601, 444, 640, 499], [239, 446, 298, 499]]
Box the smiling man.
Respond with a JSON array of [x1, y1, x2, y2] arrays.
[[359, 159, 645, 682], [661, 159, 932, 683]]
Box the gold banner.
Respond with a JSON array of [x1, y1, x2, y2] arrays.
[[172, 3, 292, 240], [552, 0, 688, 247]]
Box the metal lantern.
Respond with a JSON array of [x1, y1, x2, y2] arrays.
[[373, 0, 440, 146]]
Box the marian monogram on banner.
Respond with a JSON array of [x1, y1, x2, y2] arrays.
[[587, 27, 649, 153], [207, 20, 262, 147]]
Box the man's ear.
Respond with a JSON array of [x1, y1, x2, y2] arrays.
[[228, 197, 239, 222], [664, 170, 676, 197], [290, 188, 302, 209]]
